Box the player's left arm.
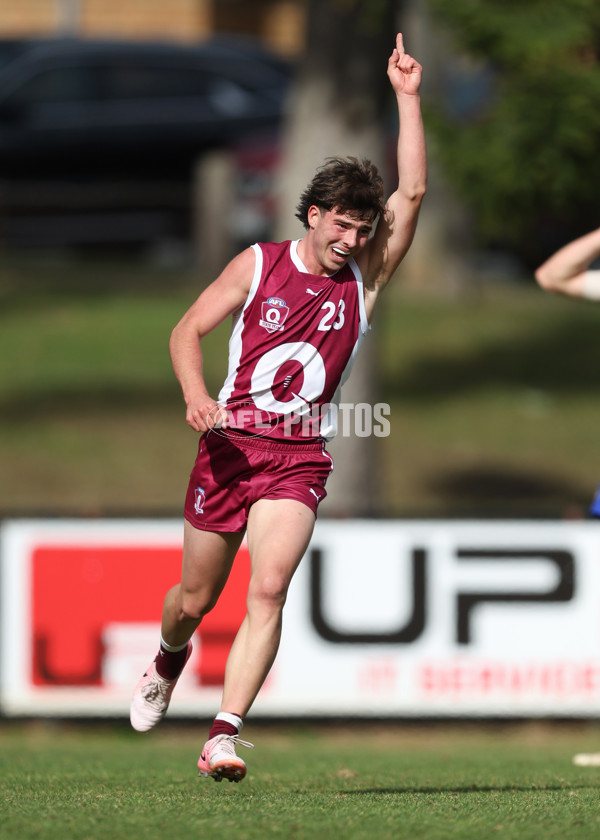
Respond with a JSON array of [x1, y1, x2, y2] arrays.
[[359, 33, 427, 320]]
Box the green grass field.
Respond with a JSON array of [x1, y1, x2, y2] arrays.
[[2, 721, 600, 839], [1, 250, 598, 518]]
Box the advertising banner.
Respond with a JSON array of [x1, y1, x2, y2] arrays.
[[2, 518, 600, 717]]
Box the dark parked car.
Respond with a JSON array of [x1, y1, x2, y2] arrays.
[[0, 36, 293, 249], [0, 35, 293, 178]]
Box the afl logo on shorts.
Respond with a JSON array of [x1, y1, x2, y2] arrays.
[[260, 297, 290, 333], [194, 486, 206, 515]]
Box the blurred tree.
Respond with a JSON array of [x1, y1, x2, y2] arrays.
[[276, 0, 397, 235], [426, 0, 600, 268], [276, 0, 399, 516]]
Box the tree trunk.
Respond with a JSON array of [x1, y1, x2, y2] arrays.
[[275, 0, 397, 516], [55, 0, 81, 34]]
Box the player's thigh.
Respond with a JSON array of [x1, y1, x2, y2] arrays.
[[181, 519, 245, 604], [246, 498, 316, 594]]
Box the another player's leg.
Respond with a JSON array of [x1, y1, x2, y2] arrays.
[[131, 524, 243, 732], [589, 483, 600, 518], [130, 634, 193, 732], [198, 498, 316, 781]]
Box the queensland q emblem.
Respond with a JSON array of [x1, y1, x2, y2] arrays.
[[259, 297, 289, 333], [251, 341, 326, 414], [194, 486, 206, 515]]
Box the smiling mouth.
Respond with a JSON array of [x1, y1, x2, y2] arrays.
[[332, 247, 351, 257]]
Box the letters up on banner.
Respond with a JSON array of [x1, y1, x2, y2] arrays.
[[1, 518, 600, 717]]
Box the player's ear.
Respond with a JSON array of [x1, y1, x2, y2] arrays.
[[307, 205, 321, 230]]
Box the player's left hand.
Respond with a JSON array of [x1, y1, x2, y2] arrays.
[[387, 33, 422, 96]]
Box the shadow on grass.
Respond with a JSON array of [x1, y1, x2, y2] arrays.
[[336, 782, 597, 795], [423, 463, 593, 515], [386, 315, 600, 399], [0, 382, 182, 420]]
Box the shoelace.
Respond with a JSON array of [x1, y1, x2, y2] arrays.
[[140, 674, 171, 707], [219, 734, 255, 754]]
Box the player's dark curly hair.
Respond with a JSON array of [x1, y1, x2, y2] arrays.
[[295, 156, 385, 229]]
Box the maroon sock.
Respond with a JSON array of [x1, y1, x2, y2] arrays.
[[154, 641, 189, 681], [208, 716, 242, 739]]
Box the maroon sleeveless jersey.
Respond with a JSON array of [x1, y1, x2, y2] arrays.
[[218, 240, 369, 441]]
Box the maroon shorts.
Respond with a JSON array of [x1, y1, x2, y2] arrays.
[[184, 430, 334, 533]]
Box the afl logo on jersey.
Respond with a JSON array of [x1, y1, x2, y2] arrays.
[[260, 297, 290, 333]]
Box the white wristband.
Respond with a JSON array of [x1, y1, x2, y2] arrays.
[[582, 271, 600, 301]]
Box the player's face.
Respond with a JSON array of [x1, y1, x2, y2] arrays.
[[308, 207, 373, 273]]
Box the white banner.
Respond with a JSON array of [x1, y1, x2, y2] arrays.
[[2, 518, 600, 717]]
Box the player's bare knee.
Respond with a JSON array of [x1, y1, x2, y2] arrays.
[[178, 590, 217, 623], [248, 574, 289, 612]]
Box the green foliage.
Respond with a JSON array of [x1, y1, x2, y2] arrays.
[[426, 0, 600, 264]]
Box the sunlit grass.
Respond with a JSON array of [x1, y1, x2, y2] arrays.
[[1, 722, 600, 840]]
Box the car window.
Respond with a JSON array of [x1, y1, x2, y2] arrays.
[[0, 40, 32, 71], [210, 61, 288, 93], [2, 64, 93, 105], [0, 49, 289, 122], [100, 64, 212, 100]]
